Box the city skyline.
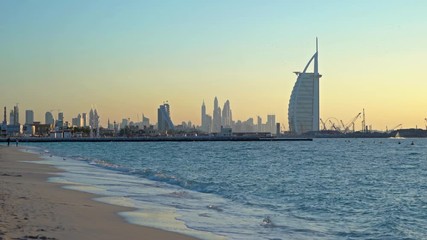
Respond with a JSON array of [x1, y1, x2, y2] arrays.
[[1, 1, 427, 130], [1, 99, 279, 132]]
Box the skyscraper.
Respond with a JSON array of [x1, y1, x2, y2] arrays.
[[77, 113, 83, 127], [212, 97, 222, 132], [82, 113, 87, 127], [222, 100, 232, 128], [257, 116, 262, 132], [266, 115, 276, 134], [157, 102, 174, 133], [142, 114, 150, 128], [9, 105, 19, 125], [89, 108, 100, 137], [288, 38, 321, 134], [201, 101, 206, 132], [13, 105, 19, 125], [25, 110, 34, 125], [200, 101, 211, 133], [89, 109, 94, 127], [56, 112, 64, 128], [9, 110, 14, 125], [45, 112, 54, 126], [2, 107, 7, 125]]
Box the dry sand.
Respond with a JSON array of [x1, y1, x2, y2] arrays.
[[0, 146, 198, 240]]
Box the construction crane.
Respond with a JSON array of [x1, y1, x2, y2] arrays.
[[339, 113, 361, 133], [325, 117, 341, 131], [328, 120, 341, 131], [345, 113, 361, 133], [340, 120, 346, 130], [389, 124, 402, 132], [319, 118, 327, 131]]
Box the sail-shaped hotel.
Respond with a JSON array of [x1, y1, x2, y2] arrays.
[[288, 39, 322, 135]]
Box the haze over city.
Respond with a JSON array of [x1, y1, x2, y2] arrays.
[[1, 0, 427, 130]]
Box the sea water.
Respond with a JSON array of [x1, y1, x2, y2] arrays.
[[22, 139, 427, 239]]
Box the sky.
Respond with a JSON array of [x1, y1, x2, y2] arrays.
[[1, 0, 427, 130]]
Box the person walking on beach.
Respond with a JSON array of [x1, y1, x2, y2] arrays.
[[15, 138, 19, 147], [7, 137, 10, 146]]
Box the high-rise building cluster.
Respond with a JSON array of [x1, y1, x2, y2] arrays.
[[201, 97, 233, 133], [0, 104, 104, 137], [0, 99, 279, 137], [71, 113, 86, 128], [200, 97, 277, 134], [9, 105, 20, 125]]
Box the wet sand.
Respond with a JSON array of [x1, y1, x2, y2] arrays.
[[0, 146, 198, 240]]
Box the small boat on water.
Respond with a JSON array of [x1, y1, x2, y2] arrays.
[[390, 131, 405, 139]]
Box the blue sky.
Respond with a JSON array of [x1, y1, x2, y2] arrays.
[[1, 0, 427, 129]]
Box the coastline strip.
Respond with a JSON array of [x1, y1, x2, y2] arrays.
[[0, 146, 198, 240], [0, 136, 312, 142]]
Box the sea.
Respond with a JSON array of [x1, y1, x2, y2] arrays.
[[21, 138, 427, 240]]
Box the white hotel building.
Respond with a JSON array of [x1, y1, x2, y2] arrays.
[[288, 39, 322, 135]]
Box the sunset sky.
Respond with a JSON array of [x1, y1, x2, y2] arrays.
[[1, 0, 427, 130]]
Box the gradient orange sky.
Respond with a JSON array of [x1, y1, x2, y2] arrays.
[[1, 1, 426, 130]]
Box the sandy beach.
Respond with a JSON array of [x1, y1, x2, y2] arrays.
[[0, 146, 198, 240]]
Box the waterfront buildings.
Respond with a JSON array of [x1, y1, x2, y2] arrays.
[[9, 105, 19, 125], [202, 97, 233, 133], [82, 113, 87, 127], [89, 108, 100, 137], [9, 111, 14, 125], [201, 101, 207, 132], [57, 112, 64, 129], [222, 100, 232, 128], [266, 115, 276, 134], [142, 114, 150, 128], [200, 98, 277, 134], [71, 113, 84, 127], [121, 118, 129, 129], [201, 101, 213, 133], [212, 97, 222, 133], [2, 107, 6, 125], [157, 102, 174, 133], [45, 112, 54, 126], [288, 39, 321, 134], [25, 110, 34, 125]]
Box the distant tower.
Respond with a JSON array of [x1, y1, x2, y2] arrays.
[[89, 109, 94, 137], [10, 104, 20, 125], [94, 109, 100, 137], [288, 38, 321, 134], [77, 113, 82, 127], [222, 100, 232, 128], [157, 102, 174, 133], [9, 110, 14, 125], [45, 112, 55, 126], [257, 116, 262, 132], [82, 113, 87, 127], [57, 112, 64, 129], [25, 110, 34, 125], [3, 107, 7, 125], [212, 97, 222, 132], [142, 114, 150, 128], [267, 115, 276, 134], [201, 101, 208, 132]]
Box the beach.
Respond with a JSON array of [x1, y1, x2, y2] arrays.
[[0, 146, 198, 240]]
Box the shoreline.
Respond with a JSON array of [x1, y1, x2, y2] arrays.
[[0, 146, 199, 240], [0, 136, 313, 142]]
